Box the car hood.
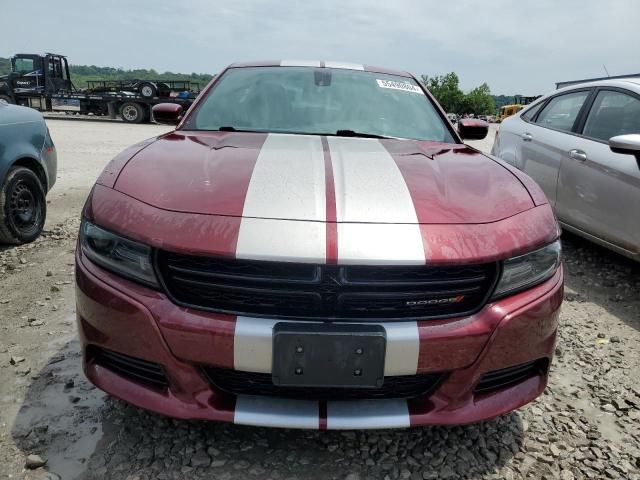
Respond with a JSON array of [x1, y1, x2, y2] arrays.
[[112, 131, 535, 224], [0, 102, 44, 126]]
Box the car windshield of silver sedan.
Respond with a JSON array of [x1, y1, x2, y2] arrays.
[[186, 66, 455, 143]]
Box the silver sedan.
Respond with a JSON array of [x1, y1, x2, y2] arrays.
[[491, 78, 640, 261]]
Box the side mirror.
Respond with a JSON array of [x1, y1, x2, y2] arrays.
[[609, 134, 640, 155], [610, 134, 640, 168], [458, 119, 489, 140], [152, 103, 183, 125]]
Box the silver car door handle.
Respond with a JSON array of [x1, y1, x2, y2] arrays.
[[569, 149, 588, 161], [521, 133, 533, 142]]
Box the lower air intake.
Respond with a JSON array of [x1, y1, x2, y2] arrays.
[[91, 347, 168, 388], [474, 359, 548, 395], [202, 367, 444, 400]]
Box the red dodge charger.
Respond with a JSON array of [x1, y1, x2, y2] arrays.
[[75, 61, 563, 429]]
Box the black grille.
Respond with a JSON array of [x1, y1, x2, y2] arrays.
[[474, 359, 548, 395], [203, 367, 444, 400], [91, 347, 168, 388], [156, 252, 498, 320]]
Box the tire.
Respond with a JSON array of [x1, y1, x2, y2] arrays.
[[120, 102, 145, 123], [157, 82, 171, 97], [0, 94, 14, 104], [138, 82, 157, 99], [0, 167, 47, 244]]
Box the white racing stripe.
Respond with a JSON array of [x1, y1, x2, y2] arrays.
[[327, 399, 410, 429], [234, 395, 320, 429], [238, 134, 326, 221], [234, 318, 420, 376], [337, 223, 427, 265], [234, 317, 278, 373], [324, 61, 364, 70], [327, 137, 425, 264], [236, 218, 326, 263], [280, 60, 321, 67], [383, 322, 420, 376], [234, 396, 411, 430], [328, 137, 418, 223], [236, 134, 326, 263], [279, 60, 365, 70]]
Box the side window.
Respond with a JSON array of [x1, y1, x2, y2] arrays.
[[521, 102, 544, 121], [582, 90, 640, 142], [534, 91, 590, 132]]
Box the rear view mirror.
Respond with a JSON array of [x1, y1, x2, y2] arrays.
[[609, 134, 640, 168], [458, 119, 489, 140], [152, 103, 183, 125]]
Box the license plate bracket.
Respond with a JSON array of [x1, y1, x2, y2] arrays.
[[272, 323, 386, 388]]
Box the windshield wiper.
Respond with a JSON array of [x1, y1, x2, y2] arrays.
[[216, 126, 268, 133], [334, 129, 389, 139], [214, 127, 390, 139]]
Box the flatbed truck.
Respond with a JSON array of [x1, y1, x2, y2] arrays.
[[0, 53, 200, 123]]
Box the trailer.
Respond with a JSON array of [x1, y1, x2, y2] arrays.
[[0, 53, 199, 123]]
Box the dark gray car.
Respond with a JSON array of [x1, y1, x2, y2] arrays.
[[0, 101, 56, 244]]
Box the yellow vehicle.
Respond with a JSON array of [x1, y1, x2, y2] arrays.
[[497, 104, 524, 123], [497, 95, 541, 123]]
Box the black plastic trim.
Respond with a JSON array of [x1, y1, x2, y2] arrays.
[[474, 359, 549, 395], [154, 250, 500, 322], [90, 347, 168, 389], [203, 366, 445, 400]]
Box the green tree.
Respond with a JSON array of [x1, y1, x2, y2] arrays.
[[461, 83, 496, 115], [421, 72, 497, 115], [420, 72, 465, 113]]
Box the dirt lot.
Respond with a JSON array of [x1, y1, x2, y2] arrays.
[[0, 120, 639, 480]]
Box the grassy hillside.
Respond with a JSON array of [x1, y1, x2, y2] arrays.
[[0, 56, 214, 89]]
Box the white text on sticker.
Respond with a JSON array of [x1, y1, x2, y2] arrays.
[[376, 79, 423, 94]]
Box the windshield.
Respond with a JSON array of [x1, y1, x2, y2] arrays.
[[12, 57, 36, 73], [185, 66, 455, 142]]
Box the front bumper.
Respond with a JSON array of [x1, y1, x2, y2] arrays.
[[75, 250, 563, 429]]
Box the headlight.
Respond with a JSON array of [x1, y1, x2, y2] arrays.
[[80, 220, 158, 288], [492, 240, 561, 299]]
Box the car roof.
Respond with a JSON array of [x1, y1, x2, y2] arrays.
[[227, 60, 413, 78], [555, 77, 640, 94], [518, 77, 640, 114]]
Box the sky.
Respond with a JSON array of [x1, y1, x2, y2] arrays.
[[2, 0, 638, 94]]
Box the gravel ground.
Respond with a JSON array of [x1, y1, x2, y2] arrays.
[[0, 120, 639, 480]]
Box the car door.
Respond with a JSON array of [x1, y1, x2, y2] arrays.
[[517, 90, 592, 205], [556, 88, 640, 254]]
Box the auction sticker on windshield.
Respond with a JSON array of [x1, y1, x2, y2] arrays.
[[376, 79, 423, 94]]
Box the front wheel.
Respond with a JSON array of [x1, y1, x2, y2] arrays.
[[0, 94, 14, 104], [0, 167, 47, 244], [120, 102, 145, 123]]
